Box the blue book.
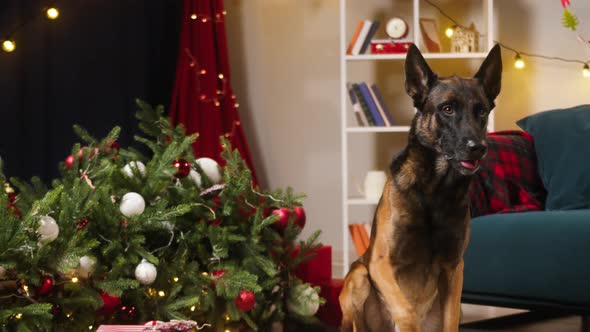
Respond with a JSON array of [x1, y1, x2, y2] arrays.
[[370, 84, 397, 126], [359, 21, 380, 54], [358, 82, 385, 126]]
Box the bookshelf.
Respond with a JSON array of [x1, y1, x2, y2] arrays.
[[339, 0, 496, 277]]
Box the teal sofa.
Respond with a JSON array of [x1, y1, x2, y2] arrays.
[[463, 210, 590, 314], [462, 106, 590, 330]]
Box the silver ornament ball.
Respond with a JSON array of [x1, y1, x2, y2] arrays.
[[37, 216, 60, 244], [120, 192, 146, 217]]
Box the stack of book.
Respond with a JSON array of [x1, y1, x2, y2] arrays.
[[349, 223, 371, 257], [347, 82, 397, 127], [346, 20, 380, 55]]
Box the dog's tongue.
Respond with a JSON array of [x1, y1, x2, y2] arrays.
[[460, 160, 479, 169]]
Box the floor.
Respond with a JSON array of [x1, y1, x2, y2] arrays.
[[461, 304, 582, 331]]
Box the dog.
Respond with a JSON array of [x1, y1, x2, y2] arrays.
[[339, 43, 502, 332]]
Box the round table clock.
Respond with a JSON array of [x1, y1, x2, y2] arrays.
[[385, 17, 409, 39]]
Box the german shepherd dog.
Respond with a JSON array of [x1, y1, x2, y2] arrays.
[[339, 44, 502, 332]]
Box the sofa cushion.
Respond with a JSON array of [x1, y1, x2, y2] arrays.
[[517, 105, 590, 210], [469, 131, 546, 217], [464, 210, 590, 305]]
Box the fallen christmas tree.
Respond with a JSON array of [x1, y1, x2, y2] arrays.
[[0, 100, 323, 332]]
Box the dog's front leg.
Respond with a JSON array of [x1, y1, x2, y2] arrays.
[[440, 260, 464, 332], [369, 261, 421, 332]]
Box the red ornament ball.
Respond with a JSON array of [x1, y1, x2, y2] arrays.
[[293, 206, 306, 230], [271, 208, 291, 233], [98, 291, 120, 316], [234, 290, 256, 312], [76, 218, 90, 231], [37, 276, 54, 296], [173, 159, 191, 178], [211, 269, 225, 279], [65, 155, 75, 169], [106, 141, 120, 153], [118, 305, 137, 322]]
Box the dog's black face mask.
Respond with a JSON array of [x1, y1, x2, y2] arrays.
[[404, 44, 502, 175]]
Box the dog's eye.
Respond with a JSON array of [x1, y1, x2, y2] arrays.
[[442, 105, 454, 115]]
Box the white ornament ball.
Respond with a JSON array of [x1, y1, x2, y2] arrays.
[[78, 256, 97, 278], [195, 158, 222, 184], [122, 161, 147, 178], [120, 192, 146, 217], [0, 266, 6, 279], [189, 170, 202, 188], [287, 283, 320, 317], [37, 216, 60, 244], [135, 259, 157, 285]]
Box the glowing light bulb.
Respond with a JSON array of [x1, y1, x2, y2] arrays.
[[158, 290, 166, 297], [15, 313, 22, 319], [88, 326, 93, 330], [218, 73, 224, 79], [173, 277, 179, 282], [71, 277, 79, 283], [46, 7, 59, 20], [190, 14, 197, 20], [2, 40, 15, 52], [445, 27, 454, 38], [514, 54, 525, 69], [190, 305, 196, 311], [583, 64, 590, 77]]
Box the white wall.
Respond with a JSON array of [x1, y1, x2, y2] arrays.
[[225, 0, 590, 275]]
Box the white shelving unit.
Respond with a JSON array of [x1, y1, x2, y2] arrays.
[[339, 0, 495, 277]]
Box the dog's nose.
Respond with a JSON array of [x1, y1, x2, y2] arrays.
[[467, 140, 487, 159]]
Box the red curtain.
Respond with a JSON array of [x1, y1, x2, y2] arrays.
[[170, 0, 258, 185]]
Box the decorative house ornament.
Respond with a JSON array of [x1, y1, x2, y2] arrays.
[[451, 23, 479, 53]]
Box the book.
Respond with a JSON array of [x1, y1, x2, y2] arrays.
[[363, 222, 372, 240], [357, 224, 370, 250], [370, 84, 397, 126], [346, 21, 364, 55], [346, 83, 367, 126], [348, 224, 366, 257], [368, 84, 391, 126], [351, 20, 372, 55], [351, 83, 376, 126], [358, 82, 385, 126], [359, 21, 380, 54]]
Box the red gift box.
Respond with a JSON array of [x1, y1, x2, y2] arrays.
[[370, 39, 412, 54], [315, 278, 344, 327], [97, 326, 145, 332], [292, 245, 332, 284]]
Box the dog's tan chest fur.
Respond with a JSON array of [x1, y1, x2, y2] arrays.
[[369, 178, 464, 322]]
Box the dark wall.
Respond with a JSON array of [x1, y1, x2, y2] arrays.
[[0, 0, 182, 182]]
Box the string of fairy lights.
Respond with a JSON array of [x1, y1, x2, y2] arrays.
[[424, 0, 590, 77], [1, 5, 59, 53], [1, 3, 243, 142]]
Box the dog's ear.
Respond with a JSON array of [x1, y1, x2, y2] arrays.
[[474, 44, 502, 101], [405, 44, 436, 107]]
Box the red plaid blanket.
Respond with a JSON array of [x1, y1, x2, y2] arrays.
[[469, 130, 547, 217]]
